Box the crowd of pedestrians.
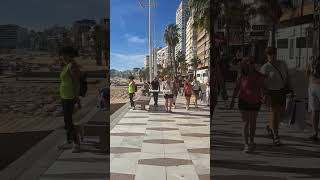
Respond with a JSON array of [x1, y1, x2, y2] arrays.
[[127, 74, 210, 113], [228, 47, 320, 153]]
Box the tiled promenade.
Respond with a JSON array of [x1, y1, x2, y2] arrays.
[[110, 94, 210, 180], [212, 82, 320, 180]]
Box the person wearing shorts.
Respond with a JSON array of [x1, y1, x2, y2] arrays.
[[306, 56, 320, 141], [184, 79, 193, 110], [192, 77, 200, 108], [230, 57, 265, 153], [163, 75, 174, 112], [260, 47, 293, 146]]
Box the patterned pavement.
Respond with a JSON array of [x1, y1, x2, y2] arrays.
[[110, 94, 210, 180], [212, 87, 320, 180]]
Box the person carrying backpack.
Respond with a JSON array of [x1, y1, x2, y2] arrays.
[[57, 46, 80, 153], [230, 57, 265, 153], [184, 79, 193, 110], [163, 75, 174, 112], [128, 76, 136, 109], [192, 77, 201, 108], [306, 56, 320, 141]]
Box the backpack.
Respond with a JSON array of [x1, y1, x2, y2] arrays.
[[98, 87, 108, 110], [311, 58, 320, 78], [192, 81, 199, 90], [185, 84, 193, 95], [79, 72, 88, 97]]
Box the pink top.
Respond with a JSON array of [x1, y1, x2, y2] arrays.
[[238, 72, 264, 104]]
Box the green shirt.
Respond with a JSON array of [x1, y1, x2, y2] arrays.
[[60, 63, 75, 99], [128, 82, 135, 93]]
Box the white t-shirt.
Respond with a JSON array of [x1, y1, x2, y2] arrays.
[[260, 61, 288, 90], [192, 80, 200, 91], [163, 81, 173, 94]]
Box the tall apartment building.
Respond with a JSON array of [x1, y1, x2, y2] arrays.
[[157, 46, 169, 68], [175, 0, 190, 58], [186, 15, 198, 65], [144, 55, 149, 69], [72, 19, 96, 50], [196, 29, 210, 69], [0, 24, 28, 49]]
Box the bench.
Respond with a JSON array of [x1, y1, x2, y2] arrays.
[[73, 97, 108, 152], [134, 96, 151, 110]]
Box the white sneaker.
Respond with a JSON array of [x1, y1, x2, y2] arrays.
[[243, 144, 250, 153], [57, 141, 73, 150], [72, 143, 80, 153]]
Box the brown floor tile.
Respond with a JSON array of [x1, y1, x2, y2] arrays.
[[148, 120, 175, 122], [146, 127, 179, 131], [138, 158, 193, 166], [117, 123, 147, 126], [181, 133, 210, 137], [110, 172, 135, 180], [177, 124, 208, 127], [143, 139, 184, 144], [188, 148, 210, 154], [110, 147, 141, 153], [198, 174, 210, 180], [111, 132, 145, 136]]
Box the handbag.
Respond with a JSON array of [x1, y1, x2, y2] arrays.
[[269, 62, 291, 94]]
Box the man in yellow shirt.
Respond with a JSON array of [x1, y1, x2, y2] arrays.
[[128, 76, 136, 109]]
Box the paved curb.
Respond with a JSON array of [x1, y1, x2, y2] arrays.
[[0, 97, 99, 180], [110, 102, 130, 130]]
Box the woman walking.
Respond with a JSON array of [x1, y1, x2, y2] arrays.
[[230, 57, 265, 153], [184, 79, 193, 110], [306, 56, 320, 141], [163, 75, 174, 112], [57, 46, 81, 153], [172, 78, 179, 108], [192, 77, 201, 108], [260, 47, 293, 146]]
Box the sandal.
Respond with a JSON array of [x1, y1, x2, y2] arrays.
[[273, 136, 281, 146], [266, 125, 274, 140]]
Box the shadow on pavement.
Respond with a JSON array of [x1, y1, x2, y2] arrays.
[[213, 159, 320, 178], [213, 175, 287, 180]]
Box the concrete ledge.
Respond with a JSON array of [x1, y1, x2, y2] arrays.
[[0, 97, 99, 180], [110, 102, 130, 130]]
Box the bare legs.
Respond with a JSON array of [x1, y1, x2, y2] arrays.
[[312, 111, 319, 137], [241, 111, 258, 152], [270, 105, 281, 141], [185, 96, 191, 110]]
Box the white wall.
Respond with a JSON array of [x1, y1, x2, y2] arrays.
[[272, 23, 313, 70]]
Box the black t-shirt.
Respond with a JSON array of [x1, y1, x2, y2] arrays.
[[151, 80, 160, 90]]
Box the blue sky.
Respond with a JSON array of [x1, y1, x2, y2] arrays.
[[0, 0, 106, 30], [110, 0, 182, 71]]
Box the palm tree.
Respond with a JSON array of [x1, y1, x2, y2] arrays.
[[189, 56, 201, 78], [231, 2, 256, 56], [256, 0, 293, 50], [91, 25, 103, 65], [164, 24, 180, 77], [176, 51, 186, 74]]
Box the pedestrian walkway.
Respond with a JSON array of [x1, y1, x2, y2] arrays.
[[110, 94, 210, 180], [212, 94, 320, 179]]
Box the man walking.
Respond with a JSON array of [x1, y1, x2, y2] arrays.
[[151, 77, 160, 106]]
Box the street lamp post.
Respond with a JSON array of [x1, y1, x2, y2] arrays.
[[139, 0, 156, 82], [314, 0, 320, 57]]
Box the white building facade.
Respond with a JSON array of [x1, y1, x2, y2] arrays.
[[157, 46, 169, 68], [175, 0, 190, 58], [186, 15, 198, 65]]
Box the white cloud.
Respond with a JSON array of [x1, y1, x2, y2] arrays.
[[125, 34, 147, 43], [110, 52, 146, 70]]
